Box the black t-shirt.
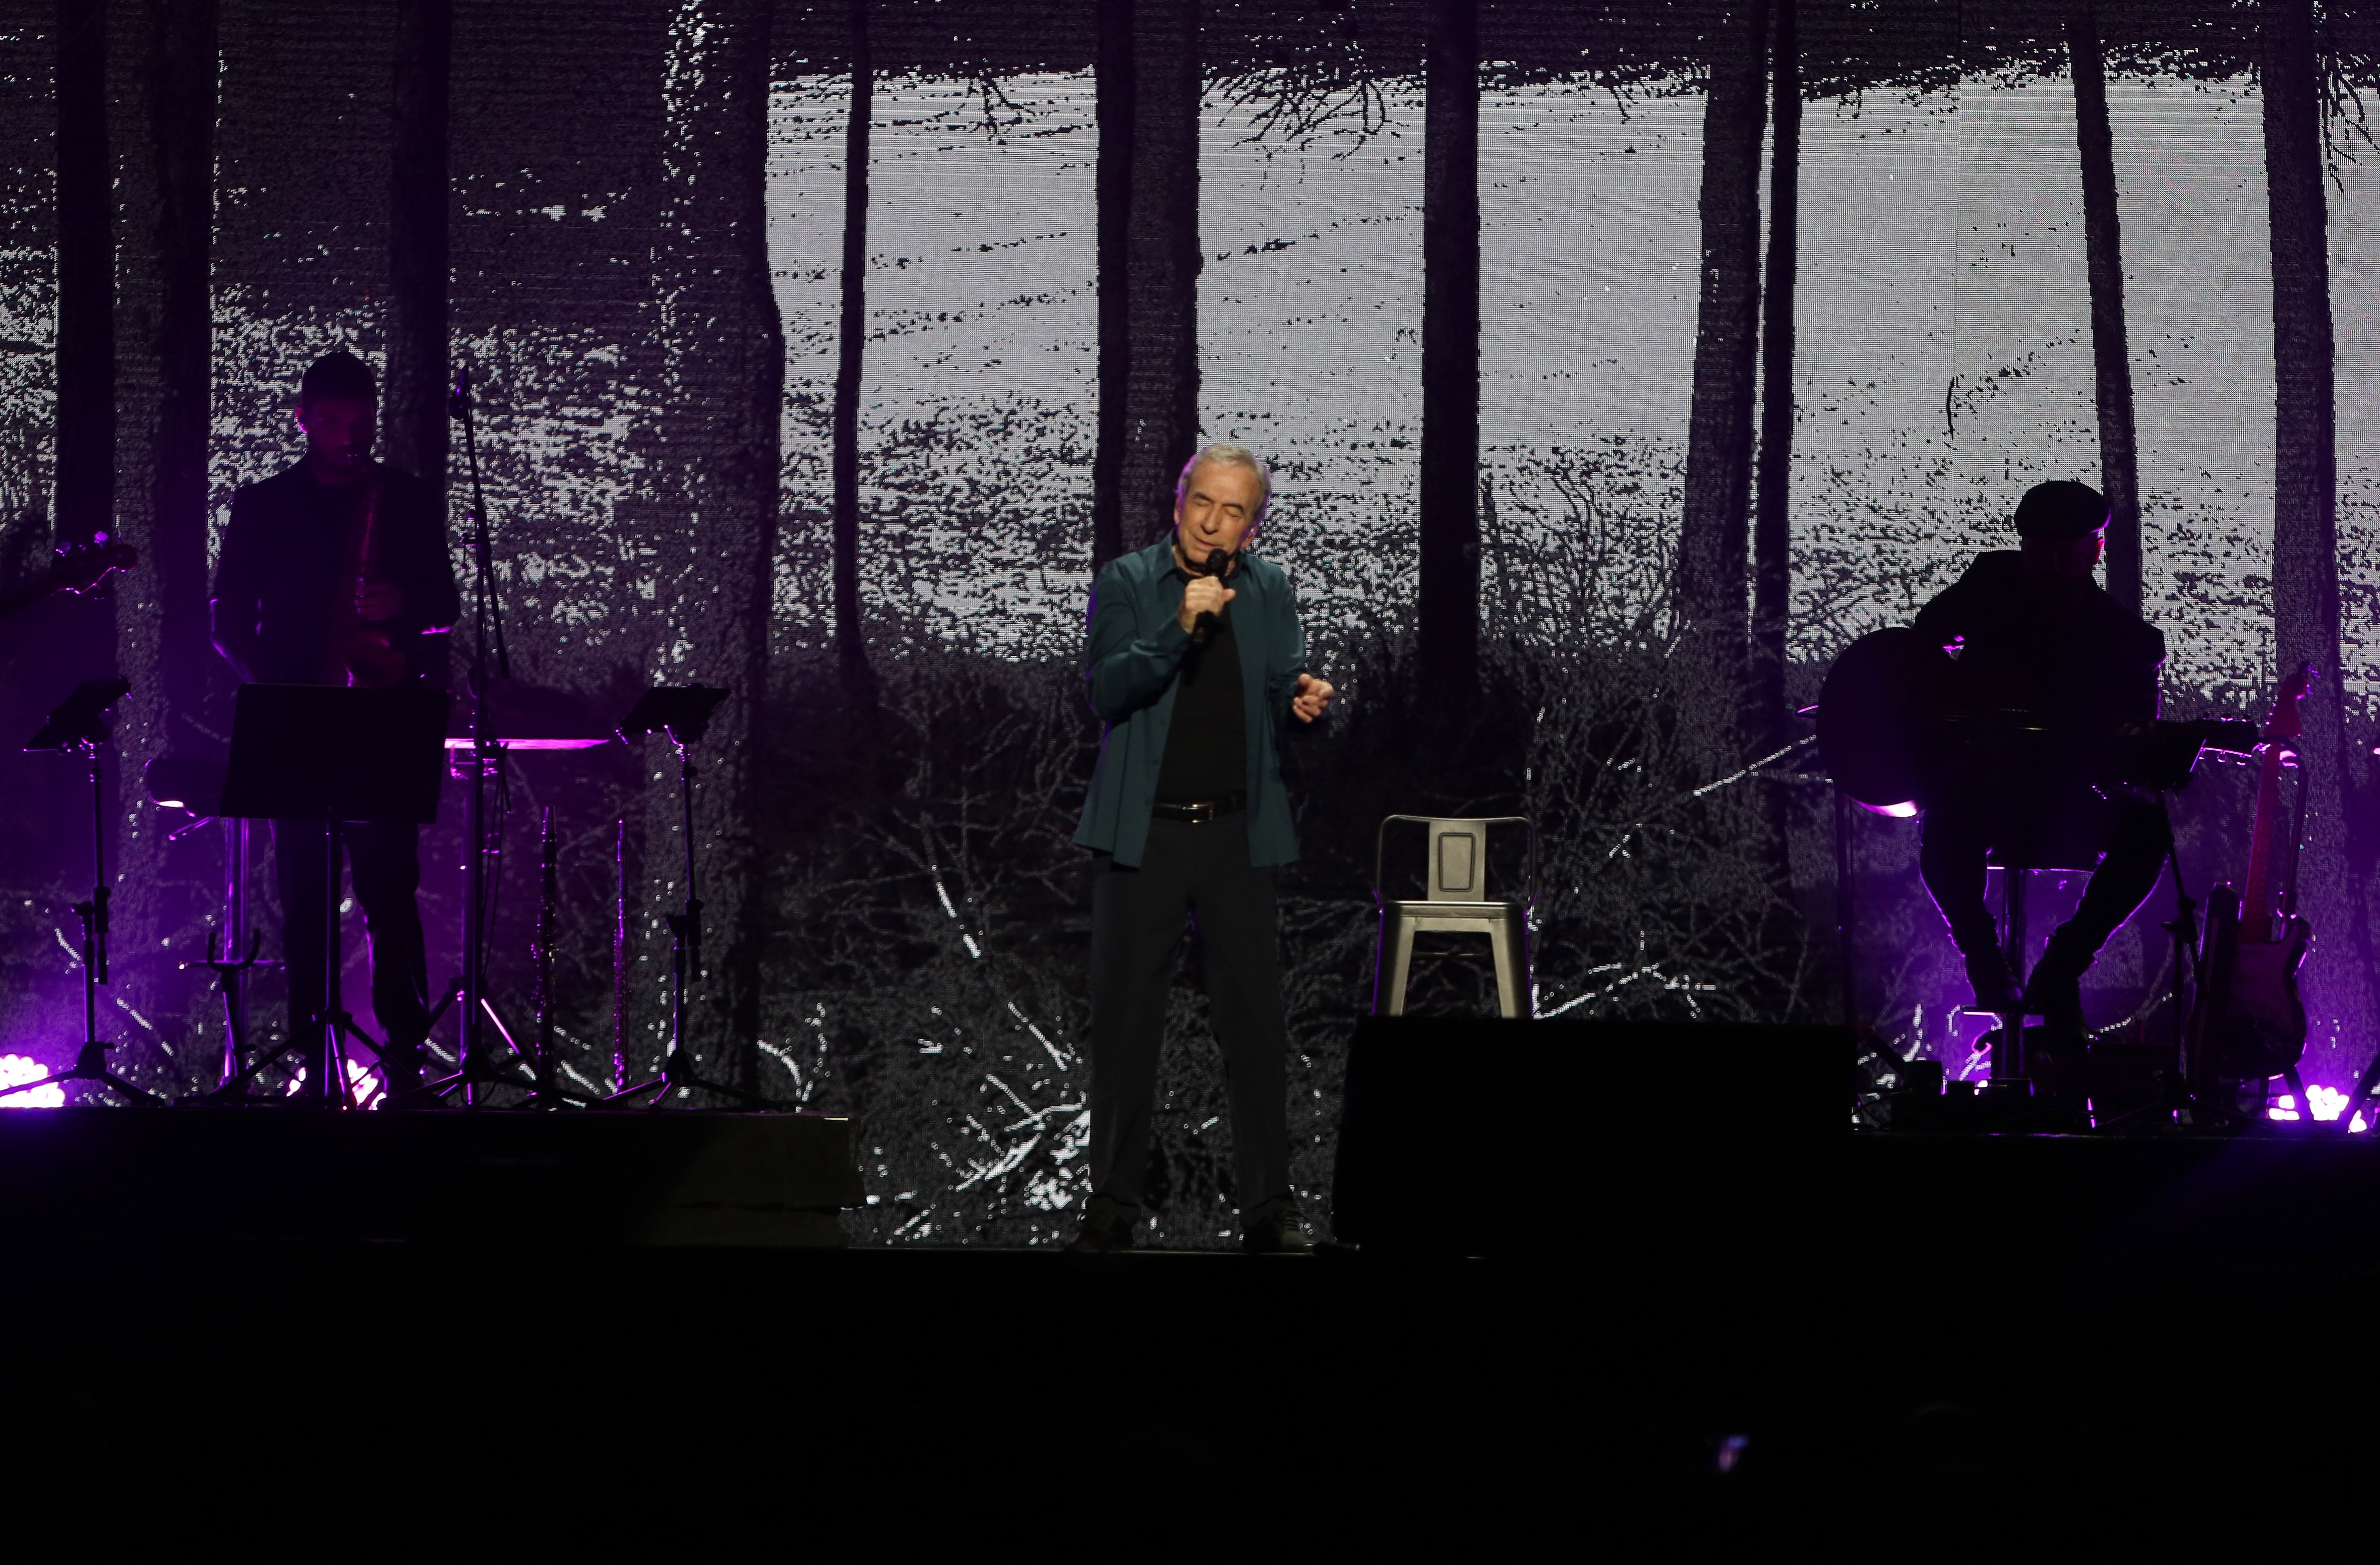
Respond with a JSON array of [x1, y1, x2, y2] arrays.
[[1155, 611, 1247, 803]]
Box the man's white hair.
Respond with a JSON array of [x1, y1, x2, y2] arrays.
[[1174, 443, 1272, 523]]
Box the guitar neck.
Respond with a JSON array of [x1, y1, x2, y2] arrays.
[[2241, 742, 2283, 938]]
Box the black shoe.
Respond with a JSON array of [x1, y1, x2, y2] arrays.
[[1962, 948, 2020, 1015], [1065, 1196, 1136, 1254], [1240, 1204, 1314, 1255]]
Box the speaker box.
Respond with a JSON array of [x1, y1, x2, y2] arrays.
[[1329, 1017, 1852, 1256]]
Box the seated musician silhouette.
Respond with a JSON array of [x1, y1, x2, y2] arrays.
[[1915, 480, 2168, 1049]]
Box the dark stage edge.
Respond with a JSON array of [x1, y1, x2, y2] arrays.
[[5, 1122, 2380, 1529], [0, 1105, 867, 1247]]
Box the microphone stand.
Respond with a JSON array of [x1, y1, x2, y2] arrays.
[[1, 680, 160, 1106], [412, 367, 540, 1108]]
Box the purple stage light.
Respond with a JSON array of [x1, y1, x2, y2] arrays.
[[285, 1058, 385, 1109], [2278, 1085, 2368, 1131], [0, 1054, 65, 1109]]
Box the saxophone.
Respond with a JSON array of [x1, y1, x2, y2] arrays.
[[335, 463, 411, 689]]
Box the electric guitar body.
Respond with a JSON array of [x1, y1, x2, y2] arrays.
[[2191, 884, 2310, 1081], [2186, 664, 2315, 1097]]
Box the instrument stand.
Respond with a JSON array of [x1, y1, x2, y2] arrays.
[[186, 928, 284, 1103], [2, 680, 159, 1106], [601, 687, 769, 1111], [2091, 793, 2209, 1133], [407, 366, 541, 1110], [409, 742, 541, 1108], [522, 806, 571, 1109], [143, 767, 299, 1102]]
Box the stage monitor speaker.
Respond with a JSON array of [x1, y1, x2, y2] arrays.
[[1329, 1017, 1852, 1257]]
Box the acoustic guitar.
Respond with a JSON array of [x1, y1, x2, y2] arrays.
[[1816, 625, 2258, 815], [0, 538, 138, 624], [2187, 663, 2315, 1086]]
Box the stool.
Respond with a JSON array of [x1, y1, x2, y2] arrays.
[[1987, 844, 2103, 1079], [1372, 815, 1534, 1018]]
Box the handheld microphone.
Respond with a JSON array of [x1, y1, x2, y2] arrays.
[[1189, 547, 1234, 648]]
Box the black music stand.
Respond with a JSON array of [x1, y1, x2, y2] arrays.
[[219, 684, 449, 1108], [0, 678, 159, 1106], [600, 685, 768, 1110]]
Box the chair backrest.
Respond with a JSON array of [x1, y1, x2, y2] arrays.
[[1426, 819, 1489, 901], [1375, 815, 1533, 905]]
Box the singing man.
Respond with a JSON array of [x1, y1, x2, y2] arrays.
[[210, 350, 460, 1096], [1916, 479, 2168, 1054], [1068, 444, 1335, 1254]]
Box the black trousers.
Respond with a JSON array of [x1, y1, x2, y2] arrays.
[[1088, 814, 1292, 1217], [1919, 788, 2170, 967], [273, 819, 433, 1070]]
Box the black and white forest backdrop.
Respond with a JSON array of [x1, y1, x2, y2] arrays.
[[3, 0, 2378, 1244]]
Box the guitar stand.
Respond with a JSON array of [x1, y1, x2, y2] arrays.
[[186, 927, 286, 1103], [599, 691, 771, 1112]]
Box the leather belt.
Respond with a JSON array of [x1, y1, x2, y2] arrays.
[[1152, 793, 1245, 824]]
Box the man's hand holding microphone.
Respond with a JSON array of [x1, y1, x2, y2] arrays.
[[1173, 544, 1333, 725], [1176, 571, 1235, 637]]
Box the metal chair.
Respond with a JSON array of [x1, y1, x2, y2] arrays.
[[1372, 815, 1535, 1018]]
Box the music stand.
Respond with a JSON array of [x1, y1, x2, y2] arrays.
[[219, 684, 449, 1108], [600, 685, 768, 1109], [0, 678, 159, 1106]]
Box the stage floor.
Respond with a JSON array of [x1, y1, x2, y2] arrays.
[[4, 1114, 2376, 1527]]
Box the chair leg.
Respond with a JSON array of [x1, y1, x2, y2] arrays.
[[1377, 913, 1415, 1017], [1490, 918, 1524, 1019], [2003, 869, 2030, 995]]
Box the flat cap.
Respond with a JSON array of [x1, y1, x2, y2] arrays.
[[2013, 479, 2109, 541]]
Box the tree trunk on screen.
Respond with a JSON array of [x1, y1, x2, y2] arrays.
[[2261, 0, 2372, 1070], [55, 0, 111, 554], [2068, 0, 2140, 614], [831, 0, 873, 690], [386, 0, 449, 515], [1418, 0, 1478, 699], [96, 0, 186, 1093], [1092, 0, 1134, 570], [656, 0, 784, 1094], [1677, 3, 1767, 768], [152, 0, 216, 758], [1117, 0, 1199, 548], [1749, 0, 1797, 755]]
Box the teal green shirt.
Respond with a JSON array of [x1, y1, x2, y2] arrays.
[[1074, 539, 1307, 869]]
